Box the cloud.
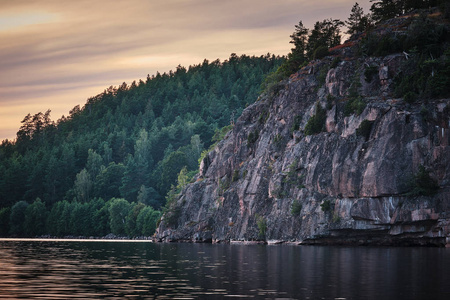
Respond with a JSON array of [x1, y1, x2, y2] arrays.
[[0, 0, 371, 140]]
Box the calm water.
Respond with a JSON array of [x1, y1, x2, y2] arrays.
[[0, 239, 449, 299]]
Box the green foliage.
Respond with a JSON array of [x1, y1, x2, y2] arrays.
[[356, 120, 374, 141], [359, 32, 404, 57], [46, 200, 68, 236], [405, 165, 440, 196], [403, 91, 418, 104], [370, 0, 442, 23], [136, 206, 161, 236], [1, 196, 160, 238], [0, 207, 11, 236], [212, 124, 234, 144], [260, 69, 286, 95], [154, 150, 188, 197], [162, 184, 181, 228], [256, 215, 267, 239], [364, 66, 378, 82], [290, 115, 303, 135], [276, 21, 309, 77], [304, 103, 327, 135], [275, 17, 344, 78], [316, 65, 329, 87], [420, 106, 430, 121], [93, 162, 126, 201], [24, 198, 47, 236], [109, 198, 131, 236], [0, 54, 282, 213], [320, 199, 332, 212], [306, 19, 344, 60], [360, 11, 449, 59], [330, 56, 341, 69], [176, 166, 189, 191], [247, 130, 259, 145], [291, 201, 302, 216], [344, 97, 366, 116], [9, 201, 28, 236], [284, 159, 303, 187], [394, 48, 450, 100], [346, 2, 372, 35], [232, 169, 240, 182], [218, 177, 231, 196], [125, 202, 145, 237], [313, 46, 330, 60], [198, 124, 234, 166], [74, 168, 92, 202], [258, 109, 270, 124]]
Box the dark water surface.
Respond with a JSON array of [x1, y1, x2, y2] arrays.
[[0, 239, 449, 299]]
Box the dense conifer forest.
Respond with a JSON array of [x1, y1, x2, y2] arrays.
[[0, 54, 283, 237], [0, 0, 448, 238]]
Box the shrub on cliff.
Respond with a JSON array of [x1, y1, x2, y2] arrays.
[[406, 165, 440, 197], [247, 130, 259, 144], [305, 103, 327, 135], [356, 120, 374, 141], [291, 201, 302, 216], [256, 215, 267, 240]]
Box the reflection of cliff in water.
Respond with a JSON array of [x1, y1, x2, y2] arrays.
[[1, 240, 449, 299]]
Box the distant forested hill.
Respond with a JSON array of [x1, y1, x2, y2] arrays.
[[0, 54, 283, 237]]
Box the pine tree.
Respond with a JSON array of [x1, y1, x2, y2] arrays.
[[346, 2, 372, 35]]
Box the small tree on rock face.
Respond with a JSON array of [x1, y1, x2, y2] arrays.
[[176, 166, 189, 191], [304, 103, 327, 135]]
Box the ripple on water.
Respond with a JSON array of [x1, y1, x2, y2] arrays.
[[1, 240, 450, 299]]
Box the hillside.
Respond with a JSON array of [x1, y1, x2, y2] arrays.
[[155, 9, 450, 246], [0, 54, 283, 237]]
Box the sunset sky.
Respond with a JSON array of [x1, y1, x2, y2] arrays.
[[0, 0, 370, 141]]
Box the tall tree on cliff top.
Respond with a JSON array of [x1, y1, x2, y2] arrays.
[[306, 18, 344, 60], [346, 2, 373, 35], [370, 0, 441, 22], [278, 21, 308, 76]]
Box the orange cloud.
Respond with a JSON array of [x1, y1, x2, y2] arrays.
[[0, 0, 371, 140]]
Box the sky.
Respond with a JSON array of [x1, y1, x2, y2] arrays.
[[0, 0, 370, 141]]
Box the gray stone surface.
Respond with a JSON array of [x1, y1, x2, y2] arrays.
[[155, 51, 450, 247]]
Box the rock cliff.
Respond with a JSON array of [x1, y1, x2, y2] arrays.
[[156, 30, 450, 247]]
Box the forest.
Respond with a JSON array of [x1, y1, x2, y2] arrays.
[[0, 0, 449, 238], [0, 54, 284, 237]]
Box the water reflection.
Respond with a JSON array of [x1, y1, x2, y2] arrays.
[[0, 240, 449, 299]]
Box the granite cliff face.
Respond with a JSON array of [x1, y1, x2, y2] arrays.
[[156, 44, 450, 246]]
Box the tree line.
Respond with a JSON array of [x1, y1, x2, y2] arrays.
[[0, 54, 283, 237], [0, 197, 160, 238], [1, 1, 448, 238], [264, 1, 449, 99]]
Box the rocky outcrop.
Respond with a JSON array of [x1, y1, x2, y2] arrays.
[[155, 48, 450, 246]]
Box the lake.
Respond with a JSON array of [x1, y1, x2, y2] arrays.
[[0, 239, 449, 299]]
